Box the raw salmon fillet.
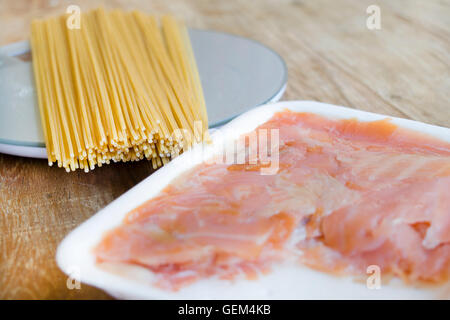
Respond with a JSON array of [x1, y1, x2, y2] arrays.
[[95, 111, 450, 290]]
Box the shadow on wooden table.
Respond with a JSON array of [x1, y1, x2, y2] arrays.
[[0, 153, 156, 299]]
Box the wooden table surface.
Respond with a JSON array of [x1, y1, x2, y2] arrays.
[[0, 0, 449, 299]]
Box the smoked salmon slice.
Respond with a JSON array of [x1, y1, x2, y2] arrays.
[[95, 110, 450, 290]]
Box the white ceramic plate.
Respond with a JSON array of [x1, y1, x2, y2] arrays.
[[57, 101, 450, 299], [0, 29, 287, 158]]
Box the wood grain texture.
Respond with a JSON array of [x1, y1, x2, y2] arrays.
[[0, 0, 449, 299]]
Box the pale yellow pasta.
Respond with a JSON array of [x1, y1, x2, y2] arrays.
[[30, 8, 208, 172]]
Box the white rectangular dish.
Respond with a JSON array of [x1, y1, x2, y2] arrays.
[[56, 100, 450, 299]]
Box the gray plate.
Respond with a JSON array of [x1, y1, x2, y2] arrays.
[[0, 29, 286, 158]]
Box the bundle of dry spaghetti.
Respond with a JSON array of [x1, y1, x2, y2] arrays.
[[30, 8, 208, 172]]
